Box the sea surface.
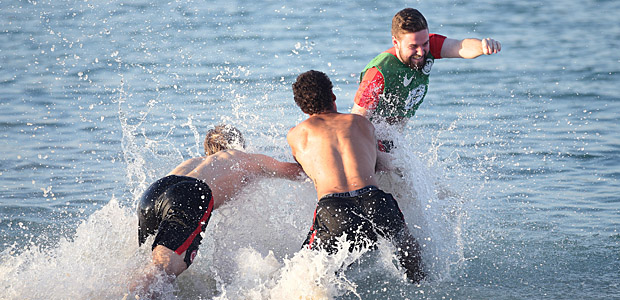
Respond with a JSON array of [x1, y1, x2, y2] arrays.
[[1, 0, 619, 299]]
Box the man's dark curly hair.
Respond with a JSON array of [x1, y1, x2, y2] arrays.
[[392, 8, 428, 39], [292, 70, 334, 115]]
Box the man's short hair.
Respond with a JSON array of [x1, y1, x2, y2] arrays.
[[292, 70, 334, 115], [204, 124, 245, 155], [392, 8, 428, 39]]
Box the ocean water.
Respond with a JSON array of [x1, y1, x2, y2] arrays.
[[1, 0, 619, 299]]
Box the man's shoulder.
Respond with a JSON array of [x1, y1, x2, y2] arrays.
[[168, 156, 206, 177], [205, 149, 260, 169], [334, 113, 375, 133], [350, 113, 373, 125], [369, 48, 398, 63], [214, 148, 247, 158], [197, 149, 244, 164], [384, 47, 397, 56], [178, 156, 206, 166], [299, 115, 328, 127], [288, 121, 308, 136], [296, 113, 372, 130], [322, 112, 371, 123]]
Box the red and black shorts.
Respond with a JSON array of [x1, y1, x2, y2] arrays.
[[138, 175, 214, 267], [303, 185, 408, 253]]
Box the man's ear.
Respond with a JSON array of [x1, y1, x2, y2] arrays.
[[332, 92, 336, 101]]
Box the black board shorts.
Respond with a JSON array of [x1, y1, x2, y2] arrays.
[[138, 175, 214, 267], [303, 185, 408, 252], [302, 185, 425, 281]]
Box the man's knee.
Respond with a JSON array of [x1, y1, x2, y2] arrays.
[[152, 245, 188, 276]]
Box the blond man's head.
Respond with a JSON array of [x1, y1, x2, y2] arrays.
[[204, 125, 246, 155]]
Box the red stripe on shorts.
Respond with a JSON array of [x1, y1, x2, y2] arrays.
[[175, 196, 214, 255], [306, 205, 318, 249], [307, 231, 317, 249]]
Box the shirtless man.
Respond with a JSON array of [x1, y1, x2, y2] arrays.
[[132, 125, 303, 293], [287, 70, 425, 282]]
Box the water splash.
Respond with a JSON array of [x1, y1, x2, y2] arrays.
[[0, 71, 473, 298], [0, 123, 471, 299], [0, 198, 141, 299]]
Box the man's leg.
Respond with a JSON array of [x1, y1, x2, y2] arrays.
[[392, 227, 425, 283], [364, 191, 425, 283], [152, 245, 189, 276], [131, 181, 213, 295], [129, 245, 187, 295]]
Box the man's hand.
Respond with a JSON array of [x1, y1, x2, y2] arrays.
[[481, 38, 501, 55]]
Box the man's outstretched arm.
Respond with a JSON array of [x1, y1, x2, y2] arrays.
[[440, 37, 501, 59], [255, 153, 305, 180]]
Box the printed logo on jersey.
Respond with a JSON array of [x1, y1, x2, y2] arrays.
[[404, 84, 427, 110], [422, 58, 433, 75], [403, 74, 413, 87]]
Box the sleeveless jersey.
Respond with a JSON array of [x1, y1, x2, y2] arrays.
[[359, 52, 435, 120]]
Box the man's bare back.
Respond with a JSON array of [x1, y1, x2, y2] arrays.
[[168, 149, 301, 208], [288, 112, 380, 199]]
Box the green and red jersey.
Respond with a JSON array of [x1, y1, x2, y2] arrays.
[[354, 33, 447, 122]]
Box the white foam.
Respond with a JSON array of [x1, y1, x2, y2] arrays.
[[0, 198, 146, 299]]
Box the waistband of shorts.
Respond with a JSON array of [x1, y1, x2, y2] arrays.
[[319, 185, 379, 200], [163, 174, 209, 186]]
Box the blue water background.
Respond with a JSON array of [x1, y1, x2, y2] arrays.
[[1, 0, 619, 299]]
